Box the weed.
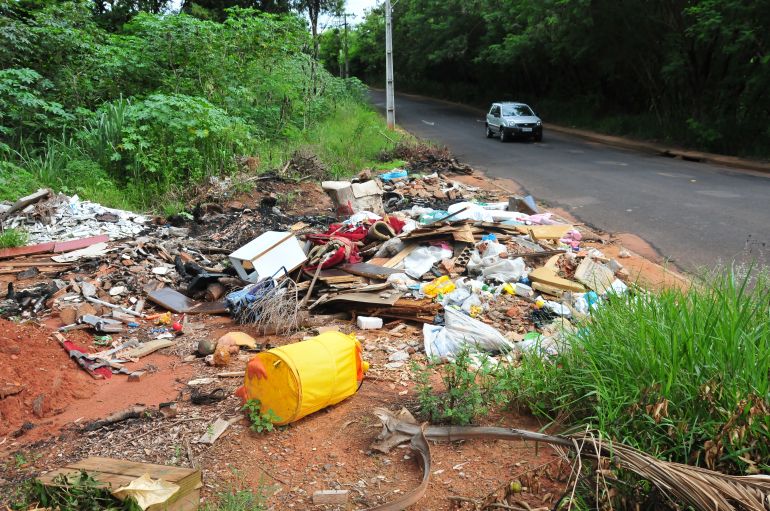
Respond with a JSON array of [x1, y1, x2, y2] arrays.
[[242, 399, 280, 434], [413, 349, 503, 425], [0, 228, 29, 249], [202, 471, 272, 511]]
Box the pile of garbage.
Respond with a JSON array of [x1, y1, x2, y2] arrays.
[[0, 163, 632, 376]]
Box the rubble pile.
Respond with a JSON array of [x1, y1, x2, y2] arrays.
[[0, 154, 636, 510]]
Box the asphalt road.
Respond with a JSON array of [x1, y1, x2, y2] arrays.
[[370, 90, 770, 271]]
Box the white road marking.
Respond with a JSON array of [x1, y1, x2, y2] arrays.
[[421, 120, 435, 126], [596, 160, 629, 166]]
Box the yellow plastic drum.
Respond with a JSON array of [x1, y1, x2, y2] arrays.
[[237, 331, 368, 425]]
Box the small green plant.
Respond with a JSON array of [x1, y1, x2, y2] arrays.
[[242, 399, 280, 434], [413, 349, 503, 425], [202, 470, 272, 511], [12, 470, 141, 511], [0, 228, 29, 249]]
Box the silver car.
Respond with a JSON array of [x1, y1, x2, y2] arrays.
[[485, 102, 543, 142]]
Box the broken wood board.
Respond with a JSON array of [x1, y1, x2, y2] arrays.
[[123, 339, 174, 359], [323, 291, 402, 306], [1, 188, 50, 218], [403, 222, 476, 243], [53, 235, 110, 253], [38, 457, 201, 511], [361, 298, 441, 323], [339, 262, 402, 279], [514, 224, 573, 240], [574, 256, 615, 294], [197, 417, 238, 444], [528, 254, 586, 293], [147, 287, 228, 315], [383, 242, 418, 268], [0, 241, 56, 260]]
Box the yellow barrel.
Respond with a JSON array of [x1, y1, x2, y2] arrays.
[[237, 331, 368, 425]]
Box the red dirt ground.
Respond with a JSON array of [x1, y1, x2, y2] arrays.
[[0, 318, 192, 446]]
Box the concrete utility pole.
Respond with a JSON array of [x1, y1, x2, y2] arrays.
[[384, 0, 395, 130]]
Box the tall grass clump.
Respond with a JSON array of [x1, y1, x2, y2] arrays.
[[511, 267, 770, 475]]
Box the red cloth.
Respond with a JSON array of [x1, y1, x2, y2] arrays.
[[385, 215, 406, 234], [306, 224, 369, 245]]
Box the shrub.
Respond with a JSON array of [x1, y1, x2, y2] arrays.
[[413, 349, 504, 425]]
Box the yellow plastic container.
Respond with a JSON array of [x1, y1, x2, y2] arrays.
[[423, 275, 456, 298], [236, 331, 368, 425]]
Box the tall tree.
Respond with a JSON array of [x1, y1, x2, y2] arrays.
[[181, 0, 291, 20]]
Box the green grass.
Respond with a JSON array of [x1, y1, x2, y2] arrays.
[[256, 100, 406, 180], [509, 267, 770, 476], [0, 228, 29, 249]]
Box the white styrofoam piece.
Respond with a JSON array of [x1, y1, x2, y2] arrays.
[[229, 231, 307, 283], [356, 316, 383, 329]]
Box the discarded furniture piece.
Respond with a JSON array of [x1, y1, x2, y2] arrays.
[[37, 457, 201, 511], [322, 180, 384, 215], [228, 231, 306, 283], [236, 331, 369, 425]]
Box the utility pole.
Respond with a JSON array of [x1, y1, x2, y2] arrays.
[[343, 12, 350, 79], [384, 0, 395, 130]]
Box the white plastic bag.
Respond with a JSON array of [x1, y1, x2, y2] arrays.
[[423, 307, 514, 359], [482, 257, 525, 283], [404, 245, 453, 278]]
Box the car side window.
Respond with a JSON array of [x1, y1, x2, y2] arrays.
[[490, 106, 500, 117]]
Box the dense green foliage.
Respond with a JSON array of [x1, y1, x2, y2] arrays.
[[340, 1, 770, 157], [0, 0, 392, 210], [510, 269, 770, 477]]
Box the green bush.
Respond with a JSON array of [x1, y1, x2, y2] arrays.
[[510, 268, 770, 475], [414, 349, 504, 425], [95, 93, 252, 187]]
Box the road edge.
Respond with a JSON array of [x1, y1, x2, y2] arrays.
[[375, 88, 770, 175]]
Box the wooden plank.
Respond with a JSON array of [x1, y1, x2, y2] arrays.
[[197, 418, 231, 444], [0, 241, 56, 260], [383, 242, 418, 268], [53, 235, 110, 253], [515, 224, 573, 240], [324, 291, 403, 306], [123, 339, 174, 359], [339, 262, 401, 279], [38, 457, 201, 510]]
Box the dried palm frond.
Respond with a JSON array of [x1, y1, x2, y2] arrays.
[[369, 408, 770, 511]]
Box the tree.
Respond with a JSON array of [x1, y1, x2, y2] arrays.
[[181, 0, 291, 21]]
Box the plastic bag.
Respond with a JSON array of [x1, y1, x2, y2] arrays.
[[404, 245, 453, 278], [387, 272, 419, 292], [482, 257, 525, 283], [423, 307, 514, 359], [422, 275, 456, 298], [113, 474, 180, 511]]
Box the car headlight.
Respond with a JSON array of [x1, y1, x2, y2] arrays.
[[536, 120, 542, 126]]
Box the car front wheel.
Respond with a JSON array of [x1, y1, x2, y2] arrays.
[[486, 125, 494, 138], [499, 126, 509, 142], [534, 131, 543, 142]]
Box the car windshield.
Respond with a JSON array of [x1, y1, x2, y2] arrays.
[[502, 105, 534, 117]]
